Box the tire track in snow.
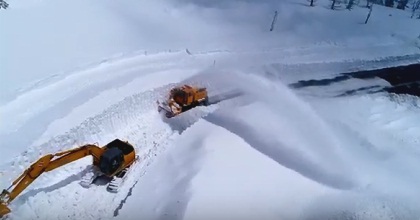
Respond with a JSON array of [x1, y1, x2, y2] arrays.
[[113, 180, 138, 217]]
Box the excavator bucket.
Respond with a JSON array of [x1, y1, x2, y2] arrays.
[[0, 189, 11, 217], [0, 203, 11, 218]]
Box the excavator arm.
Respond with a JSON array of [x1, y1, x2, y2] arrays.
[[0, 144, 104, 217]]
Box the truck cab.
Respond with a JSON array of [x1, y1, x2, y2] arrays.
[[170, 85, 208, 107]]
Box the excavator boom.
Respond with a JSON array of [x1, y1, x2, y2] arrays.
[[0, 144, 103, 217]]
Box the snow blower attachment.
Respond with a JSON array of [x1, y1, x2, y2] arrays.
[[0, 139, 139, 218], [157, 84, 209, 118]]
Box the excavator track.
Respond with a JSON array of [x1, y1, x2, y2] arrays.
[[107, 155, 139, 193], [79, 155, 140, 192], [79, 166, 103, 188]]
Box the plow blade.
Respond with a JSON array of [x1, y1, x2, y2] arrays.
[[157, 101, 177, 118], [0, 203, 11, 218]]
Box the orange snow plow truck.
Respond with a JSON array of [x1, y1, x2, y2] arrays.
[[0, 139, 138, 218], [157, 84, 209, 118]]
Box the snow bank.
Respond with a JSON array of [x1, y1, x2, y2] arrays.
[[183, 121, 335, 220], [292, 92, 420, 219], [301, 191, 420, 220], [310, 93, 420, 188], [113, 119, 210, 220], [0, 50, 216, 161], [2, 0, 419, 104], [202, 71, 357, 187], [114, 115, 336, 220], [0, 0, 221, 104]]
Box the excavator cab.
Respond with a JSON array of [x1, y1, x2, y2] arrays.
[[170, 88, 187, 105], [99, 139, 135, 176], [99, 148, 124, 176]]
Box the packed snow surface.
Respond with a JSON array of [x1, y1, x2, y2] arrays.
[[1, 0, 420, 219]]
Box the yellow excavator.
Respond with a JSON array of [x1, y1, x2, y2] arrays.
[[0, 138, 138, 218], [157, 84, 209, 118]]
